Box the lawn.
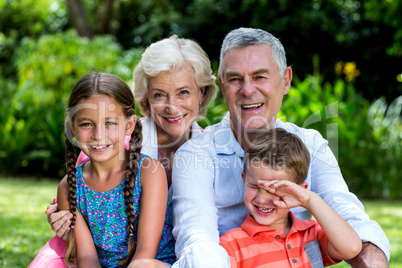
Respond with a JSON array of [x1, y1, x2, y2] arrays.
[[0, 177, 401, 267]]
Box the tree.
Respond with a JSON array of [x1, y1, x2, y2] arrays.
[[65, 0, 94, 38]]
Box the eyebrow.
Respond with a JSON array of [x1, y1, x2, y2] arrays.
[[76, 115, 119, 122], [75, 117, 90, 122], [150, 86, 191, 93], [225, 68, 269, 77], [253, 69, 269, 75]]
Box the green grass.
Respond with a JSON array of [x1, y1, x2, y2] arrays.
[[0, 178, 401, 267], [332, 200, 402, 268], [0, 177, 59, 268]]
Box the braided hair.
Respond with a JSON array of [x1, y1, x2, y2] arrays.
[[64, 72, 141, 266], [118, 118, 143, 266], [64, 124, 77, 266]]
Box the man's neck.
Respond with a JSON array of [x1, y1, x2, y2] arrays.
[[230, 119, 276, 149]]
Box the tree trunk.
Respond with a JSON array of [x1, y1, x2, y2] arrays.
[[66, 0, 94, 38], [99, 0, 114, 34]]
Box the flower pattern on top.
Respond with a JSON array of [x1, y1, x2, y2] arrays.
[[76, 154, 176, 267]]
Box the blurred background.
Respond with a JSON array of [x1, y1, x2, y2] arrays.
[[0, 0, 401, 199]]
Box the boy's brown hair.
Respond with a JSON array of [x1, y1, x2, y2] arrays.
[[244, 128, 310, 184]]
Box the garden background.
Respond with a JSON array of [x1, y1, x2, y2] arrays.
[[0, 0, 401, 267]]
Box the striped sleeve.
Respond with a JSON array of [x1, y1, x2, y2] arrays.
[[219, 241, 238, 268]]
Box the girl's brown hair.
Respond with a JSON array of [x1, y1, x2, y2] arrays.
[[64, 72, 142, 266]]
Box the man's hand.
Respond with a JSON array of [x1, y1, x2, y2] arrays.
[[348, 242, 389, 268], [45, 201, 73, 240]]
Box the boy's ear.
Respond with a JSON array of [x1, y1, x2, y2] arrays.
[[125, 115, 137, 136], [300, 182, 308, 189], [241, 171, 245, 183]]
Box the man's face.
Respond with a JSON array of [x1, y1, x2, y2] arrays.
[[219, 44, 291, 131]]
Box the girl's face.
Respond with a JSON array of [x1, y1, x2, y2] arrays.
[[70, 94, 135, 164], [148, 66, 204, 143]]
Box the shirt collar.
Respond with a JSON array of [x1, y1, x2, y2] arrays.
[[213, 113, 286, 158], [242, 212, 316, 238], [214, 112, 244, 158], [140, 117, 203, 159]]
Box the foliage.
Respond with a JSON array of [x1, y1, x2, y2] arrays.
[[1, 177, 401, 267], [0, 0, 66, 37], [0, 0, 67, 77], [0, 30, 143, 177], [279, 76, 402, 199]]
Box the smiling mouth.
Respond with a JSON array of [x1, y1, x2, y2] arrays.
[[165, 115, 186, 121], [241, 103, 263, 109], [257, 207, 274, 213], [90, 145, 110, 150]]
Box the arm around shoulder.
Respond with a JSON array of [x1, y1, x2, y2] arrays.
[[348, 242, 389, 268], [172, 148, 230, 268], [57, 176, 70, 212], [308, 132, 390, 260]]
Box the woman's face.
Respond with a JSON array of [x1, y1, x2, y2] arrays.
[[148, 66, 204, 143]]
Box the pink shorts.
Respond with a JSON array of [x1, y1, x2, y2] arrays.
[[29, 236, 68, 268]]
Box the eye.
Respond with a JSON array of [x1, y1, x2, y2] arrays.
[[106, 121, 117, 126], [153, 92, 165, 99], [247, 184, 259, 190], [254, 75, 267, 80], [179, 90, 190, 96], [79, 122, 92, 127], [228, 77, 241, 83]]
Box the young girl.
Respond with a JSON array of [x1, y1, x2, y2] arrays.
[[59, 72, 175, 267]]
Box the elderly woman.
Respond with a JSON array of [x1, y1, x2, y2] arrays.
[[29, 35, 216, 267]]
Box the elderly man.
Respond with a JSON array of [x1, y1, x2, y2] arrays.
[[172, 27, 390, 267]]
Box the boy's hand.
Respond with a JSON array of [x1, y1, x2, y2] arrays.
[[257, 180, 312, 209]]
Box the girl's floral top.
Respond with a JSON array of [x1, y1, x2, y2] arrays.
[[76, 154, 176, 267]]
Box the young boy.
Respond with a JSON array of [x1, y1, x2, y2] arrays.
[[219, 128, 362, 267]]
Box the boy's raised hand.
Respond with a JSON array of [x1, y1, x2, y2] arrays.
[[257, 180, 312, 209]]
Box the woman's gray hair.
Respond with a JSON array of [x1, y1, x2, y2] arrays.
[[133, 35, 216, 118], [218, 27, 288, 78]]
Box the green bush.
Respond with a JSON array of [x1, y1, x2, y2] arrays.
[[280, 76, 402, 199]]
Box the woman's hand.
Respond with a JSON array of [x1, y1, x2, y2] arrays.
[[45, 199, 73, 240]]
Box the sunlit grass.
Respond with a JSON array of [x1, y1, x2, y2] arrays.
[[0, 177, 58, 267], [0, 178, 401, 267], [332, 200, 402, 268]]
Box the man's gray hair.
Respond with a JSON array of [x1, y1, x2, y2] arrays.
[[218, 27, 288, 78]]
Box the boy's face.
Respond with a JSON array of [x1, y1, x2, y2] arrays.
[[242, 163, 291, 230]]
